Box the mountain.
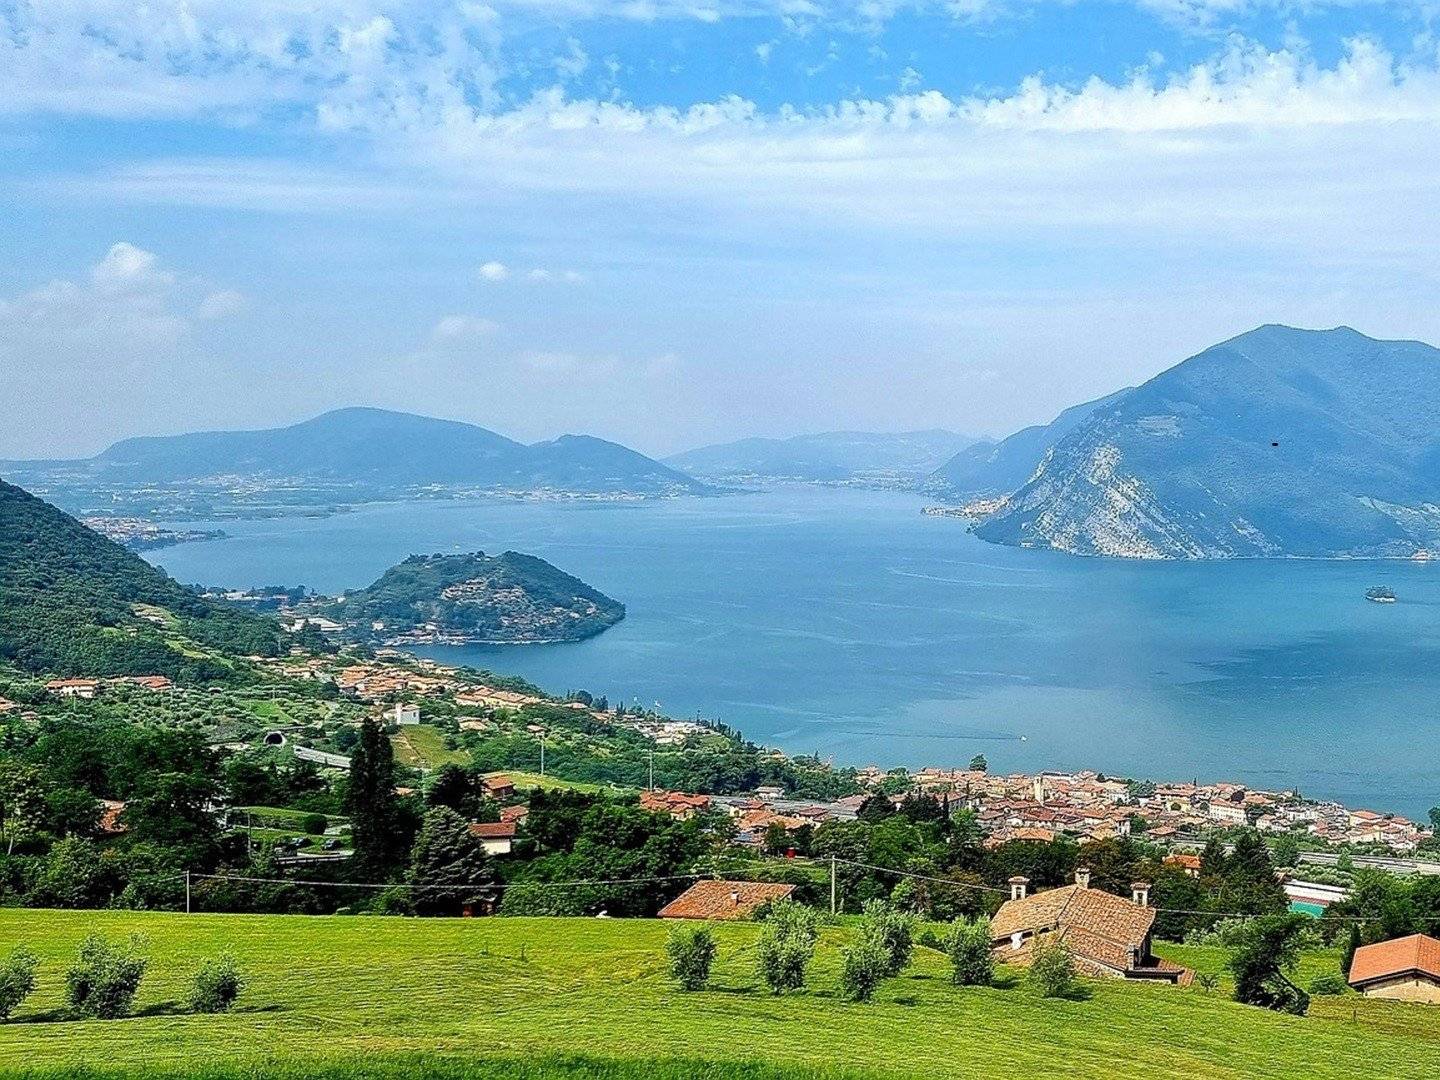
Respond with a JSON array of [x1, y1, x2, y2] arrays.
[[667, 430, 981, 483], [324, 551, 625, 644], [972, 326, 1440, 559], [3, 408, 710, 505], [929, 390, 1132, 499], [0, 479, 283, 678]]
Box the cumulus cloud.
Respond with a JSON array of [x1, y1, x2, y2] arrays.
[[478, 261, 511, 282]]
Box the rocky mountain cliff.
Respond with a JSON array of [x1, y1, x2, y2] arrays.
[[971, 326, 1440, 558]]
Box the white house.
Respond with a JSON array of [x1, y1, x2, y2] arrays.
[[393, 703, 421, 726]]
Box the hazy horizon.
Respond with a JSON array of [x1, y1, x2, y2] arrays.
[[6, 2, 1440, 459]]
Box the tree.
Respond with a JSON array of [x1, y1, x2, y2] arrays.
[[860, 899, 914, 976], [946, 917, 995, 987], [188, 954, 246, 1013], [839, 934, 889, 1003], [1429, 806, 1440, 833], [1228, 914, 1310, 1015], [0, 760, 45, 855], [1028, 936, 1076, 998], [1340, 923, 1361, 978], [121, 771, 222, 867], [1270, 833, 1300, 870], [666, 923, 717, 991], [408, 807, 497, 915], [856, 793, 895, 824], [345, 717, 401, 872], [969, 755, 987, 773], [756, 899, 819, 994]]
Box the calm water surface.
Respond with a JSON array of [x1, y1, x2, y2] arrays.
[[148, 488, 1440, 816]]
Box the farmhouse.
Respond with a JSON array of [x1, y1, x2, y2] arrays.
[[482, 774, 516, 800], [45, 678, 99, 699], [658, 880, 796, 920], [990, 869, 1192, 986], [468, 821, 517, 856], [1348, 934, 1440, 1002]]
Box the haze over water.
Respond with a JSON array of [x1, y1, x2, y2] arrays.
[[149, 487, 1440, 817]]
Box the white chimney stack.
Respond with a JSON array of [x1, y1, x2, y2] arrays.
[[1075, 866, 1091, 889], [1131, 881, 1151, 908], [1009, 875, 1030, 901]]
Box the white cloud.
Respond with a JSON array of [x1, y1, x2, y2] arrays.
[[431, 313, 501, 342], [478, 260, 511, 281], [197, 289, 249, 321]]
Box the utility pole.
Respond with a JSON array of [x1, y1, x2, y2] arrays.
[[830, 855, 837, 915], [539, 733, 546, 778], [649, 748, 655, 792], [185, 870, 192, 915]]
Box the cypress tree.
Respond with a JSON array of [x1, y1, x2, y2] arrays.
[[345, 716, 399, 873]]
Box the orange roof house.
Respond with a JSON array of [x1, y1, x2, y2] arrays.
[[990, 869, 1191, 986], [468, 820, 517, 856], [639, 790, 712, 820], [1348, 934, 1440, 1002], [658, 880, 796, 920]]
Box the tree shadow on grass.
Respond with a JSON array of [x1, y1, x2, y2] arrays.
[[1043, 983, 1094, 1002], [133, 1000, 188, 1018]]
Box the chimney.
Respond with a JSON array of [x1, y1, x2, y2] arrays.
[[1075, 866, 1091, 889], [1008, 875, 1029, 901], [1131, 881, 1151, 908]]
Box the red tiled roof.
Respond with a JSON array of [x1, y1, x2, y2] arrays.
[[992, 885, 1155, 961], [1349, 934, 1440, 987], [500, 804, 529, 823], [657, 880, 796, 920], [469, 821, 517, 839]]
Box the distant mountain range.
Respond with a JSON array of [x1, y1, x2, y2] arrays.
[[667, 430, 982, 483], [3, 408, 710, 513], [940, 326, 1440, 559]]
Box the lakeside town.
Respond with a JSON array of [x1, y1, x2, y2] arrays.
[[240, 647, 1439, 860]]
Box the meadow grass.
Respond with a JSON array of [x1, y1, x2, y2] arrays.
[[0, 909, 1436, 1079], [390, 724, 468, 769]]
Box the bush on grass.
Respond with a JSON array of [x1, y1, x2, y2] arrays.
[[189, 954, 247, 1013], [666, 924, 717, 991], [65, 934, 148, 1019], [0, 948, 38, 1021]]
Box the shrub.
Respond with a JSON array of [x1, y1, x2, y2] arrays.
[[1027, 936, 1076, 998], [756, 899, 819, 994], [1194, 972, 1220, 994], [946, 917, 995, 987], [189, 954, 247, 1014], [65, 934, 148, 1019], [916, 928, 942, 951], [839, 935, 890, 1003], [0, 948, 38, 1021], [666, 924, 717, 991], [302, 814, 329, 836], [860, 899, 914, 977], [1308, 972, 1349, 996]]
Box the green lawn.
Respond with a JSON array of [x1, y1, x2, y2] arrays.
[[0, 910, 1436, 1080]]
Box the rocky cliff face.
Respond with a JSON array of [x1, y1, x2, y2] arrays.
[[972, 326, 1440, 559]]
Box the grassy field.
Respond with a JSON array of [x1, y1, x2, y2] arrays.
[[1, 910, 1437, 1080], [489, 770, 612, 793], [390, 724, 468, 769]]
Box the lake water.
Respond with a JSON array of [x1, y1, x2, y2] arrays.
[[147, 487, 1440, 817]]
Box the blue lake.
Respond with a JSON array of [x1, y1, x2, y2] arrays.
[[147, 487, 1440, 817]]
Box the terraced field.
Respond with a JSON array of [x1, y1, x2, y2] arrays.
[[1, 910, 1438, 1080]]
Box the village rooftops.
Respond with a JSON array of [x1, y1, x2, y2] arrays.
[[658, 880, 796, 920]]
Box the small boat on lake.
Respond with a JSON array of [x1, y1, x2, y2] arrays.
[[1365, 585, 1397, 604]]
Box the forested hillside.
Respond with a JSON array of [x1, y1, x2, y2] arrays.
[[329, 551, 625, 643], [0, 478, 283, 679]]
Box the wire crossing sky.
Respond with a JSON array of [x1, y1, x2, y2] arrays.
[[3, 1, 1440, 457]]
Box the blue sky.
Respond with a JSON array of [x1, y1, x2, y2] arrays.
[[3, 1, 1440, 458]]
